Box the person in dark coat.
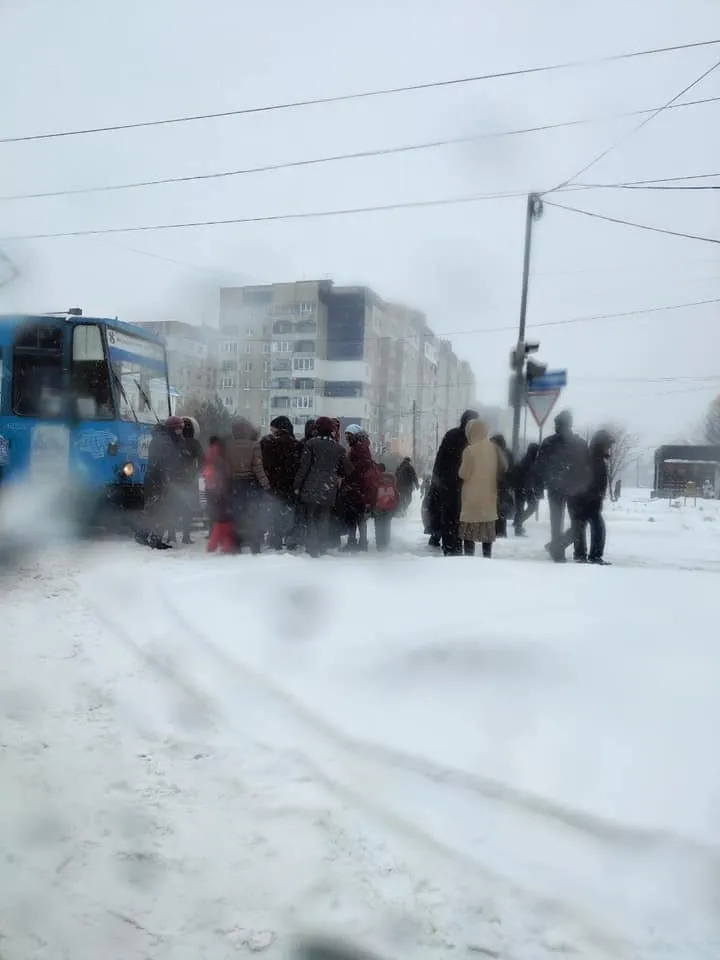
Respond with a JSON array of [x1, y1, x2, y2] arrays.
[[490, 434, 514, 538], [535, 410, 591, 562], [261, 415, 302, 550], [342, 424, 378, 552], [173, 416, 203, 544], [395, 457, 419, 515], [294, 416, 352, 557], [512, 442, 541, 536], [568, 429, 614, 564], [138, 416, 186, 548], [303, 419, 318, 444], [431, 409, 478, 556]]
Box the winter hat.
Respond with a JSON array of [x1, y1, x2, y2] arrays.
[[345, 423, 362, 436], [315, 416, 334, 437], [270, 415, 294, 434]]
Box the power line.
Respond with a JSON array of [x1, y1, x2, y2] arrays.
[[215, 295, 720, 347], [2, 39, 719, 145], [549, 57, 720, 191], [544, 199, 720, 246], [4, 98, 720, 203], [579, 171, 720, 188], [0, 189, 530, 241]]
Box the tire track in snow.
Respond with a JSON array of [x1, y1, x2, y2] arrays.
[[84, 571, 633, 960]]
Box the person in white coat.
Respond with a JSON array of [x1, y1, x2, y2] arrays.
[[458, 419, 507, 557]]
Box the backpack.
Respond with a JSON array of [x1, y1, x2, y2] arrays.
[[376, 474, 398, 512]]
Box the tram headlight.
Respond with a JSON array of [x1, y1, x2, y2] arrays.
[[120, 462, 134, 478]]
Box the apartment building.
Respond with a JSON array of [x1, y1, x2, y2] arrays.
[[216, 280, 477, 466]]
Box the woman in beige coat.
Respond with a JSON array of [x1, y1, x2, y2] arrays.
[[458, 419, 507, 557]]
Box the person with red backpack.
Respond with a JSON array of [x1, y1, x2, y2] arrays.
[[202, 436, 235, 554], [374, 463, 398, 551]]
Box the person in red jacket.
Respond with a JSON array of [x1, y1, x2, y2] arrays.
[[342, 424, 379, 551], [203, 437, 234, 554], [374, 463, 398, 551]]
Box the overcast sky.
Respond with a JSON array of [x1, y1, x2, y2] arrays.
[[1, 0, 720, 443]]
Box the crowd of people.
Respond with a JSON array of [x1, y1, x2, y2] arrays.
[[135, 406, 614, 565], [136, 414, 419, 557], [423, 408, 615, 564]]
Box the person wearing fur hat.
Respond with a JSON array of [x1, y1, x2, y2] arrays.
[[294, 416, 352, 557], [261, 415, 302, 550]]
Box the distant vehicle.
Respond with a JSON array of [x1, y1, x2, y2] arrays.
[[0, 309, 171, 513]]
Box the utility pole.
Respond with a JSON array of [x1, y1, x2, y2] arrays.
[[510, 193, 543, 460], [412, 399, 417, 463]]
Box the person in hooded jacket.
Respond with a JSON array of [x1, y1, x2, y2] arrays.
[[535, 410, 591, 562], [261, 415, 302, 550], [395, 457, 419, 515], [225, 417, 270, 553], [458, 419, 507, 557], [431, 409, 479, 556], [138, 416, 186, 548], [568, 429, 614, 564], [172, 416, 203, 544], [490, 434, 514, 538], [342, 424, 379, 551], [294, 416, 352, 557], [512, 442, 541, 536]]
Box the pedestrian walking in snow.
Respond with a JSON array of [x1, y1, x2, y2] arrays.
[[535, 411, 591, 563], [294, 417, 352, 557], [512, 442, 541, 536], [173, 416, 203, 544], [374, 464, 398, 551], [395, 457, 419, 515], [458, 419, 507, 558], [226, 417, 270, 554], [568, 429, 614, 564], [431, 409, 478, 556], [261, 415, 302, 551]]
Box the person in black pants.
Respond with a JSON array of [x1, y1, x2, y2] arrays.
[[569, 429, 614, 564], [535, 411, 591, 563], [512, 442, 541, 536], [431, 409, 479, 556]]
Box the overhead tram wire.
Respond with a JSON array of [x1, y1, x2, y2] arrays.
[[547, 56, 720, 192], [544, 199, 720, 246], [1, 38, 719, 145], [3, 99, 720, 203]]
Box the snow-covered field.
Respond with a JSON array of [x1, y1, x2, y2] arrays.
[[2, 490, 720, 960]]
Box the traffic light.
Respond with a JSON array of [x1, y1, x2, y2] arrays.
[[526, 358, 547, 384]]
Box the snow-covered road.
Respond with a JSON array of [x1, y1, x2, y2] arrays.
[[2, 492, 719, 959]]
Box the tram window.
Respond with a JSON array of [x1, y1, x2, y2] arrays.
[[12, 324, 65, 418], [71, 325, 114, 420]]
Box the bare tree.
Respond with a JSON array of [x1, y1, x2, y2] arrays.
[[703, 395, 720, 445], [601, 423, 641, 494]]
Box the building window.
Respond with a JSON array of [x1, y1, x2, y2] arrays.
[[262, 342, 271, 354], [272, 359, 291, 372], [272, 340, 292, 354], [223, 396, 234, 407], [294, 378, 314, 391], [293, 357, 315, 372], [243, 342, 252, 354], [220, 341, 238, 354], [245, 328, 254, 337], [244, 361, 253, 372], [261, 379, 269, 390], [299, 302, 314, 315], [271, 397, 290, 409], [294, 340, 315, 354], [291, 396, 313, 409], [263, 360, 271, 373], [219, 376, 235, 388]]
